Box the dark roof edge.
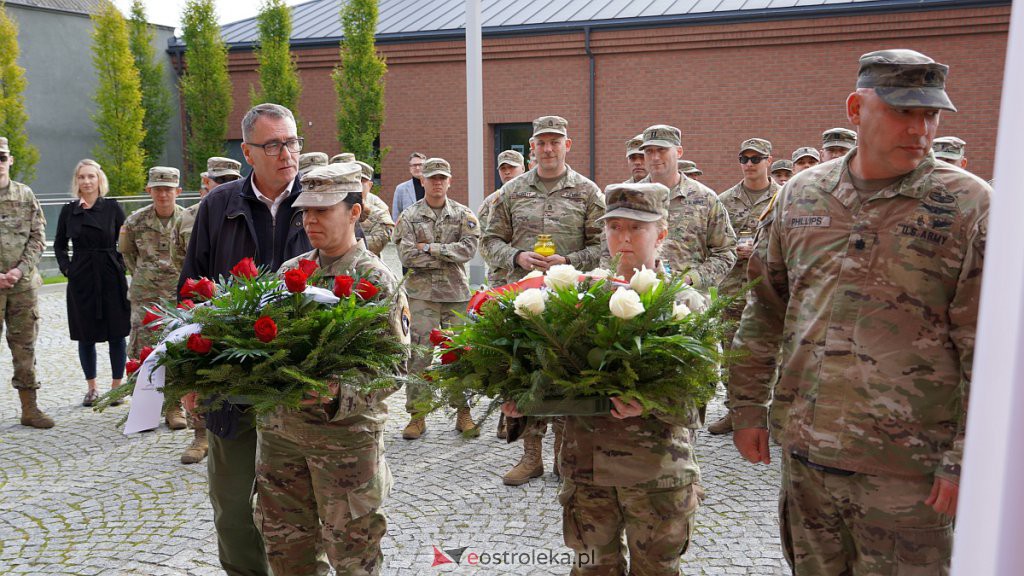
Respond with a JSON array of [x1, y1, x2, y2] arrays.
[[6, 1, 176, 29], [167, 0, 1011, 53]]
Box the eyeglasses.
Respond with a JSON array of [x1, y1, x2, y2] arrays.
[[247, 138, 304, 156], [409, 162, 424, 168], [738, 155, 769, 165]]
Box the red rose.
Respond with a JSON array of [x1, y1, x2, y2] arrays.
[[139, 346, 154, 363], [178, 299, 195, 310], [297, 258, 319, 277], [355, 278, 379, 300], [429, 329, 448, 347], [283, 269, 308, 293], [180, 278, 198, 299], [333, 275, 354, 298], [254, 316, 278, 343], [230, 257, 258, 279], [126, 359, 141, 374], [194, 278, 216, 300], [142, 309, 162, 330], [186, 333, 213, 355], [440, 349, 460, 365]]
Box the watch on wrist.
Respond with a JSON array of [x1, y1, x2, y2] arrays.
[[422, 243, 430, 254]]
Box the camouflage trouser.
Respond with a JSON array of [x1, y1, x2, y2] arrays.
[[0, 288, 39, 390], [405, 297, 468, 414], [522, 416, 564, 440], [782, 454, 953, 575], [255, 405, 392, 576], [559, 479, 703, 576], [128, 298, 160, 358]]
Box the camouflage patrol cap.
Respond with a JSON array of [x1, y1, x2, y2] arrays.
[[298, 152, 329, 177], [792, 146, 821, 162], [0, 136, 8, 154], [770, 159, 794, 174], [497, 149, 524, 168], [822, 128, 858, 150], [207, 156, 242, 179], [678, 160, 702, 176], [857, 49, 956, 112], [640, 125, 682, 149], [740, 138, 772, 156], [625, 135, 644, 158], [294, 162, 363, 208], [355, 160, 374, 181], [331, 153, 356, 164], [932, 136, 966, 161], [533, 116, 569, 138], [599, 183, 670, 223], [422, 157, 452, 178], [146, 166, 180, 188]]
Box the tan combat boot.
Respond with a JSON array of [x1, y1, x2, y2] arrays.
[[180, 427, 208, 464], [402, 417, 426, 440], [707, 412, 733, 435], [503, 435, 543, 486], [165, 405, 187, 430], [552, 423, 564, 478], [455, 407, 478, 435], [18, 389, 54, 429]]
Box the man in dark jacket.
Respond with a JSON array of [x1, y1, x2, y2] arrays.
[[179, 103, 311, 576]]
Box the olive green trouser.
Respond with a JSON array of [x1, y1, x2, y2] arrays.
[[208, 410, 272, 576]]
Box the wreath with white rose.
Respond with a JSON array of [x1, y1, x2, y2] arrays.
[[425, 264, 737, 419]]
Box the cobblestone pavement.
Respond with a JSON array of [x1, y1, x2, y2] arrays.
[[0, 249, 787, 576]]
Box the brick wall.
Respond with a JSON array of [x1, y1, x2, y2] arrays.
[[223, 5, 1009, 206]]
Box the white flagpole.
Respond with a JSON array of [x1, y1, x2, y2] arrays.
[[952, 2, 1024, 574], [465, 0, 485, 285]]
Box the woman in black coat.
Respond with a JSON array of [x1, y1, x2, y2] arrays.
[[54, 159, 131, 407]]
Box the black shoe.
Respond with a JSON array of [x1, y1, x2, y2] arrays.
[[82, 390, 99, 407]]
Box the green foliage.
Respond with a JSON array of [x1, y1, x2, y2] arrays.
[[430, 275, 742, 421], [181, 0, 232, 189], [250, 0, 302, 118], [95, 266, 409, 418], [333, 0, 388, 172], [128, 0, 173, 164], [0, 3, 39, 183], [91, 1, 147, 196]]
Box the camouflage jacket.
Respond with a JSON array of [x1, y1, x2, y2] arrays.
[[361, 192, 395, 256], [0, 180, 45, 293], [177, 202, 201, 256], [274, 245, 411, 433], [119, 203, 185, 303], [481, 167, 605, 284], [640, 172, 737, 291], [728, 152, 989, 482], [393, 197, 480, 302], [477, 191, 507, 286], [717, 180, 780, 303]]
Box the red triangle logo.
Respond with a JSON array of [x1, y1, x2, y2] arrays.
[[431, 546, 453, 567]]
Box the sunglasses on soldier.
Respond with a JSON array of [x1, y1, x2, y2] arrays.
[[212, 174, 240, 185], [738, 155, 768, 165]]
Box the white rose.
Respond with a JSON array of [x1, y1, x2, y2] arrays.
[[629, 265, 661, 294], [672, 302, 691, 320], [588, 267, 612, 280], [544, 264, 580, 290], [522, 269, 545, 280], [609, 287, 645, 320], [514, 288, 548, 317]]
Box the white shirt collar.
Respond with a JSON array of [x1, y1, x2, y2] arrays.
[[251, 177, 294, 219]]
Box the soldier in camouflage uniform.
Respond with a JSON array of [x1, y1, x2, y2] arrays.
[[505, 182, 706, 575], [0, 136, 52, 429], [478, 149, 525, 288], [770, 159, 793, 186], [393, 157, 480, 439], [625, 134, 647, 183], [298, 151, 328, 178], [639, 124, 737, 291], [791, 146, 820, 174], [119, 167, 187, 430], [355, 160, 396, 256], [729, 49, 985, 575], [708, 138, 781, 435], [678, 159, 703, 180], [482, 115, 605, 485], [932, 135, 968, 169], [331, 152, 356, 165], [256, 162, 411, 576], [820, 127, 858, 162]]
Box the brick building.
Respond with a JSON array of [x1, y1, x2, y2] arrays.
[[178, 0, 1010, 206]]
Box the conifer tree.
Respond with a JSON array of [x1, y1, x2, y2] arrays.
[[91, 1, 147, 196], [251, 0, 301, 114], [181, 0, 232, 188], [0, 3, 40, 183], [333, 0, 388, 171], [129, 0, 173, 164]]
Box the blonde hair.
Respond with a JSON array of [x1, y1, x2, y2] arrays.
[[70, 159, 109, 198]]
